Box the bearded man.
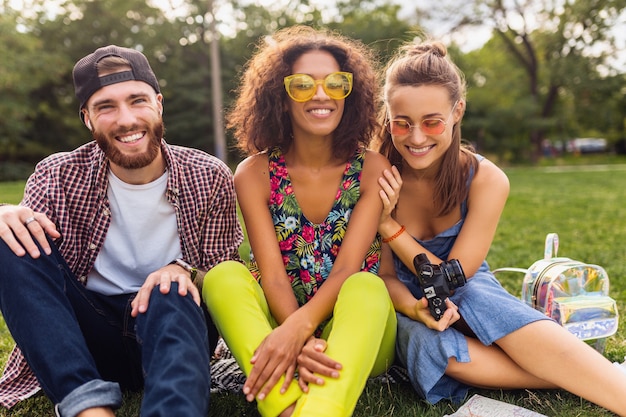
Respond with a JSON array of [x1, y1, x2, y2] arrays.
[[0, 45, 243, 417]]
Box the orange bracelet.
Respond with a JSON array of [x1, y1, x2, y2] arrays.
[[382, 225, 406, 243]]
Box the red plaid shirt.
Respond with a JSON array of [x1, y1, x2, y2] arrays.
[[0, 139, 243, 408]]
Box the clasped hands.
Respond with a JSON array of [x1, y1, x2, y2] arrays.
[[243, 325, 342, 403]]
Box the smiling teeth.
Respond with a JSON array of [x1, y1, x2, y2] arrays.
[[119, 133, 143, 143], [409, 145, 432, 153], [309, 109, 331, 115]]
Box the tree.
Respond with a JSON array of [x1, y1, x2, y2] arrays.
[[458, 37, 540, 161], [326, 0, 415, 63], [216, 0, 417, 161], [410, 0, 626, 160], [0, 4, 69, 169], [33, 0, 175, 151], [0, 0, 423, 174]]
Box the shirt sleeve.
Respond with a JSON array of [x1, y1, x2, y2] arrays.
[[200, 162, 244, 270]]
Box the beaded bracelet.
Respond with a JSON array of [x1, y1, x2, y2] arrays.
[[382, 225, 406, 243]]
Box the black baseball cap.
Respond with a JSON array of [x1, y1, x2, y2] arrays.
[[72, 45, 161, 122]]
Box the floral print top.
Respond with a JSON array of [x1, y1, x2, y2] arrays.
[[248, 146, 381, 309]]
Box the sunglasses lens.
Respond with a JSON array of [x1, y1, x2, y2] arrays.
[[421, 119, 445, 135], [324, 72, 352, 100], [388, 120, 411, 135], [285, 74, 316, 102], [284, 72, 353, 102]]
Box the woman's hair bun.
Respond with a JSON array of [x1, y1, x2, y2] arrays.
[[404, 41, 447, 58]]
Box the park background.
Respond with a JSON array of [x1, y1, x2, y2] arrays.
[[1, 0, 626, 415], [1, 0, 625, 174]]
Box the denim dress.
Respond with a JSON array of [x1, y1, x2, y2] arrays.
[[393, 157, 549, 404]]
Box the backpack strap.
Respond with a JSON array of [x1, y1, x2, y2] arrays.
[[493, 232, 559, 275], [544, 233, 559, 259], [492, 267, 528, 275]]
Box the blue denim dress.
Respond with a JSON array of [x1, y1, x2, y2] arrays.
[[393, 157, 549, 404]]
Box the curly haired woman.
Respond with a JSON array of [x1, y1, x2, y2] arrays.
[[203, 26, 396, 417]]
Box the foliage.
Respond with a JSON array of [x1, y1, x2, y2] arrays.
[[408, 0, 626, 160], [217, 0, 416, 160], [459, 36, 537, 161], [0, 163, 36, 182], [0, 0, 420, 171], [0, 0, 624, 171], [0, 6, 69, 164], [1, 157, 626, 415], [324, 0, 415, 62]]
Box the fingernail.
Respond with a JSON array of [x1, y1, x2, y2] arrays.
[[257, 393, 265, 400]]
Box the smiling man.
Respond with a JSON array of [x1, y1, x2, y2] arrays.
[[0, 45, 243, 417]]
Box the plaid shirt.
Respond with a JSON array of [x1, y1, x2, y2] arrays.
[[0, 139, 243, 408]]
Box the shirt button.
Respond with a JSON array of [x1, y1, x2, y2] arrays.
[[89, 243, 97, 250], [79, 276, 87, 284]]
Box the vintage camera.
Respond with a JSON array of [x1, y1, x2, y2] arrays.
[[413, 253, 467, 320]]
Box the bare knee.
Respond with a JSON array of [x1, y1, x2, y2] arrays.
[[76, 407, 115, 417]]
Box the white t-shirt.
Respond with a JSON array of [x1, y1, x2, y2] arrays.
[[86, 170, 182, 295]]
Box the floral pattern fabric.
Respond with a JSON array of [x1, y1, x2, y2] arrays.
[[248, 146, 381, 308]]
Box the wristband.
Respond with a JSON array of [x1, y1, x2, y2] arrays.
[[382, 225, 406, 243], [169, 258, 198, 281]]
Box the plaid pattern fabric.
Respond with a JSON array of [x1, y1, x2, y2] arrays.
[[0, 140, 243, 408], [0, 347, 41, 408]]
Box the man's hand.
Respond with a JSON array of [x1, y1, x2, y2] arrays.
[[130, 264, 200, 317], [0, 205, 60, 258]]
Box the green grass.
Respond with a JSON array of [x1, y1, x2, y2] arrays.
[[0, 182, 26, 204], [1, 158, 626, 416]]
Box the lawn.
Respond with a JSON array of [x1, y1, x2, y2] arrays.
[[0, 158, 625, 416]]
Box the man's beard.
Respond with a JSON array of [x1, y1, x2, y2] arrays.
[[94, 121, 164, 169]]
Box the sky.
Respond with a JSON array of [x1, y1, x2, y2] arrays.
[[6, 0, 625, 71], [150, 0, 624, 71], [146, 0, 493, 51]]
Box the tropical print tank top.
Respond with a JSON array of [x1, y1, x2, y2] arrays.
[[248, 146, 381, 308]]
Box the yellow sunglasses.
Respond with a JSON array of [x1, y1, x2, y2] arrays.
[[283, 72, 353, 102]]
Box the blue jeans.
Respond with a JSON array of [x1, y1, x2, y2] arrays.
[[0, 238, 211, 417]]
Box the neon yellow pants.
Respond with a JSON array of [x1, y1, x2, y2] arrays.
[[203, 260, 396, 417]]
